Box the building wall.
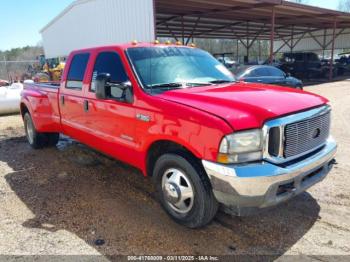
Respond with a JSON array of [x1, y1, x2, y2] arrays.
[[274, 28, 350, 53], [41, 0, 155, 58]]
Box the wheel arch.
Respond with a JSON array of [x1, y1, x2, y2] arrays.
[[145, 139, 205, 178], [20, 102, 30, 118], [20, 101, 41, 132]]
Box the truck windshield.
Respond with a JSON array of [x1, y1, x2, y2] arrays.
[[127, 47, 235, 92]]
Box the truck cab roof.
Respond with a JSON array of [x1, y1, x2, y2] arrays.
[[69, 42, 195, 54]]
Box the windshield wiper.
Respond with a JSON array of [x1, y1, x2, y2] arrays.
[[149, 82, 211, 89], [209, 80, 235, 84], [149, 82, 183, 89], [149, 81, 233, 90]]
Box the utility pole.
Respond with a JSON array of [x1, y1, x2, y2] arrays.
[[269, 7, 276, 64], [3, 55, 9, 81]]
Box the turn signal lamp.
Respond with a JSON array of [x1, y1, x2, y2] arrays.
[[217, 153, 230, 164]]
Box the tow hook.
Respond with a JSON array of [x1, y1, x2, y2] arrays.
[[277, 182, 296, 196], [329, 159, 337, 168]]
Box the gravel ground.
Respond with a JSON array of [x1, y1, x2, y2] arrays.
[[0, 81, 350, 260]]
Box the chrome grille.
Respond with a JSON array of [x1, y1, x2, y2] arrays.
[[284, 112, 330, 158]]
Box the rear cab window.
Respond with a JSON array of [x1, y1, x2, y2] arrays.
[[66, 53, 90, 90]]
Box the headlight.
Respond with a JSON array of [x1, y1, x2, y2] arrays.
[[218, 129, 263, 164]]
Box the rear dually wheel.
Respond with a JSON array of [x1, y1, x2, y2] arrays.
[[24, 113, 59, 149]]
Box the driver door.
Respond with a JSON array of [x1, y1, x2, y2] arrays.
[[83, 50, 137, 163]]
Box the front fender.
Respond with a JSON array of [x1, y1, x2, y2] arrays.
[[135, 98, 233, 175]]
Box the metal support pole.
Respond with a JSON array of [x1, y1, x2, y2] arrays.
[[330, 19, 337, 81], [291, 25, 294, 53], [323, 29, 327, 59], [181, 16, 185, 44], [269, 7, 275, 64], [152, 0, 157, 40], [258, 40, 261, 62], [246, 21, 249, 63], [236, 39, 239, 63]]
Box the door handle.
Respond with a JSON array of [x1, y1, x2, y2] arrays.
[[83, 100, 89, 112], [60, 95, 65, 105]]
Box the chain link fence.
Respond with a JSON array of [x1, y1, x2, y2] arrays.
[[0, 60, 41, 81]]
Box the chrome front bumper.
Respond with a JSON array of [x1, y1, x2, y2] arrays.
[[202, 138, 337, 215]]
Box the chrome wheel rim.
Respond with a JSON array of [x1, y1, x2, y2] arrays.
[[26, 118, 34, 144], [161, 168, 194, 214]]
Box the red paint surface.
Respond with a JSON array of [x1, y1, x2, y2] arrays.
[[21, 43, 328, 175]]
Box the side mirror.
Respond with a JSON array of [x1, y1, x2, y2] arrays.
[[95, 73, 133, 103], [95, 73, 110, 99]]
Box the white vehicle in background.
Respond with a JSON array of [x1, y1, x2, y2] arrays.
[[214, 53, 237, 69], [0, 82, 26, 115]]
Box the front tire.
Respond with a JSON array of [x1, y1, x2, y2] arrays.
[[153, 153, 218, 228], [24, 113, 59, 149]]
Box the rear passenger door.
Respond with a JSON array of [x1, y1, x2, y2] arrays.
[[60, 52, 90, 139]]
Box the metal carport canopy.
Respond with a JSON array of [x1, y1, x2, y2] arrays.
[[155, 0, 350, 41], [155, 0, 350, 79]]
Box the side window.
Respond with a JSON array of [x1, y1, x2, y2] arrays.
[[254, 67, 269, 77], [66, 53, 90, 90], [267, 67, 284, 77], [246, 69, 257, 77], [294, 53, 304, 62], [91, 52, 128, 98], [307, 53, 319, 62]]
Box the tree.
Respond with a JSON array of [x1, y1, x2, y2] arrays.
[[0, 45, 44, 80], [338, 0, 350, 12]]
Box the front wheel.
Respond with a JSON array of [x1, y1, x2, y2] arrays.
[[153, 153, 218, 228]]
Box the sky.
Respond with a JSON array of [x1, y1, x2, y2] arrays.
[[301, 0, 340, 10], [0, 0, 343, 51], [0, 0, 74, 51]]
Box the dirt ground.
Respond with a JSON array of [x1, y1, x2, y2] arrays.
[[0, 81, 350, 260]]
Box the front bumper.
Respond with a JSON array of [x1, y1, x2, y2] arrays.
[[202, 138, 337, 215]]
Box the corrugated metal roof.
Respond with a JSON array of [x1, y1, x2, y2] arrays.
[[155, 0, 350, 40]]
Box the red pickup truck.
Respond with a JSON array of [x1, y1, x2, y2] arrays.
[[21, 43, 337, 228]]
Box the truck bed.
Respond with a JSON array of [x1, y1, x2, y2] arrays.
[[24, 82, 60, 90], [21, 82, 62, 133]]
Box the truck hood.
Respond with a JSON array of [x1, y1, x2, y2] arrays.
[[158, 82, 328, 131]]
